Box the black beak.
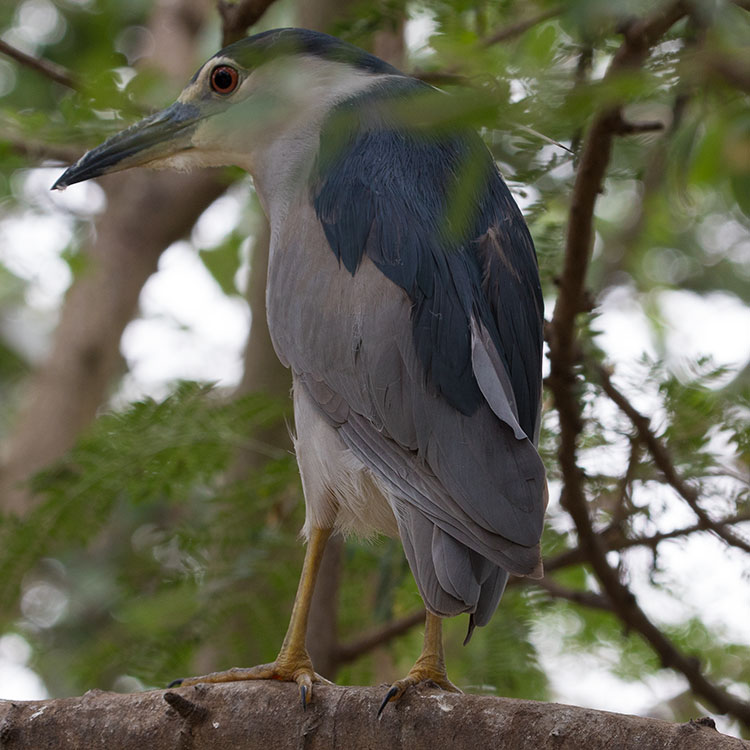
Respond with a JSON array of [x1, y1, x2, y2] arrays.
[[52, 101, 202, 190]]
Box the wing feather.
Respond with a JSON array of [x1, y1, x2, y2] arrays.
[[267, 79, 546, 623]]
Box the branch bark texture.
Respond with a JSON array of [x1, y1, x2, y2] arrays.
[[0, 683, 746, 750]]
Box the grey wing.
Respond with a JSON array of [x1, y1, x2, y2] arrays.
[[268, 210, 545, 622]]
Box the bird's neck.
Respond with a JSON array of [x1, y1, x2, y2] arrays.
[[249, 123, 323, 236], [248, 68, 400, 237]]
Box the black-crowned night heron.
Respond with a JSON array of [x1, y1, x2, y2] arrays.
[[53, 28, 547, 712]]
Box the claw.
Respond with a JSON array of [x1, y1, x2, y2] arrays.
[[297, 670, 314, 709], [377, 685, 400, 717], [167, 678, 184, 688]]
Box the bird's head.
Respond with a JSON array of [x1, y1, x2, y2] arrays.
[[52, 28, 403, 191]]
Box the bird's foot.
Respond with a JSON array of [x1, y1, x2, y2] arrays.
[[169, 652, 332, 708], [377, 664, 461, 716]]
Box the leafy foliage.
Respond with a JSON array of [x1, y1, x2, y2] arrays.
[[0, 384, 298, 694]]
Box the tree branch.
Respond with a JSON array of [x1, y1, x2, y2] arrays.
[[334, 609, 426, 667], [548, 0, 689, 365], [219, 0, 283, 45], [545, 0, 750, 729], [704, 53, 750, 95], [542, 512, 750, 574], [411, 68, 472, 86], [611, 117, 666, 134], [0, 132, 82, 164], [551, 444, 750, 726], [592, 362, 750, 555], [534, 578, 613, 611], [0, 683, 744, 749], [482, 7, 563, 46], [0, 39, 78, 89]]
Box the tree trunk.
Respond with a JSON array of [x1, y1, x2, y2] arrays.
[[0, 0, 223, 515], [306, 534, 344, 679], [0, 684, 744, 749], [236, 213, 290, 401]]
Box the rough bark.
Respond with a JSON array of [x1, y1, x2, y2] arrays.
[[0, 683, 745, 749]]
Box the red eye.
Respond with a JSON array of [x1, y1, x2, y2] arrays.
[[210, 65, 239, 94]]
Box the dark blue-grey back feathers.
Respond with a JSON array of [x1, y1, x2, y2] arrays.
[[312, 78, 544, 437]]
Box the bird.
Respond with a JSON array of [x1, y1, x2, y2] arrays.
[[53, 27, 547, 712]]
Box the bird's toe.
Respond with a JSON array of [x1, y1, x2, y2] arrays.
[[168, 658, 334, 709], [377, 668, 461, 716]]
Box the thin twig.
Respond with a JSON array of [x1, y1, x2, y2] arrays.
[[705, 53, 750, 94], [569, 44, 594, 160], [412, 68, 472, 86], [550, 0, 690, 353], [482, 7, 563, 46], [515, 124, 574, 154], [334, 609, 425, 666], [612, 118, 665, 134], [0, 132, 83, 164], [0, 39, 78, 89], [598, 92, 689, 286], [612, 437, 641, 527], [219, 0, 282, 46], [542, 512, 750, 574], [534, 578, 613, 611], [592, 362, 750, 555]]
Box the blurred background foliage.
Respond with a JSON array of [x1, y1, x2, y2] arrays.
[[0, 0, 749, 737]]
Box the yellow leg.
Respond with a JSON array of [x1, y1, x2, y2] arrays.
[[378, 611, 461, 716], [174, 526, 333, 706]]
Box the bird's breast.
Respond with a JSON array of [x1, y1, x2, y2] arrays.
[[265, 200, 407, 379]]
